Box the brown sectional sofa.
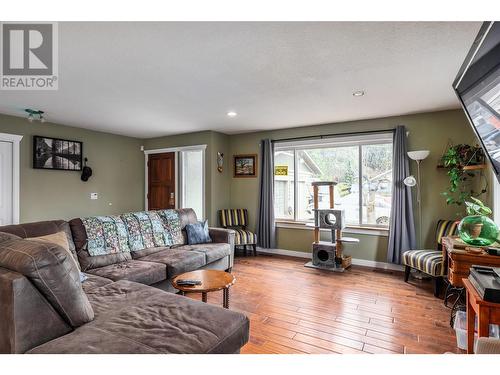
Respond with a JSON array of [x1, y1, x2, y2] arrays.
[[0, 208, 249, 354]]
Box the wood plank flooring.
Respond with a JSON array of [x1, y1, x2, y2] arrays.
[[190, 254, 463, 354]]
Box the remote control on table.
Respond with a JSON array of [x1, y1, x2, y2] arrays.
[[473, 265, 494, 274], [176, 279, 202, 286]]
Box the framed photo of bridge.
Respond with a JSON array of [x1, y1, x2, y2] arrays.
[[33, 136, 83, 171]]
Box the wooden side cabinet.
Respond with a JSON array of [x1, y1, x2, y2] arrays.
[[442, 237, 500, 287], [464, 279, 500, 353]]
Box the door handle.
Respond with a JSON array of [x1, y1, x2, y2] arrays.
[[169, 192, 175, 206]]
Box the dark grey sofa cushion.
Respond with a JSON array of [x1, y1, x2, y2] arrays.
[[69, 218, 133, 271], [0, 267, 72, 354], [178, 243, 231, 264], [0, 220, 78, 263], [0, 236, 94, 328], [81, 273, 113, 294], [134, 249, 206, 278], [86, 260, 166, 285], [27, 280, 250, 354], [0, 232, 21, 243], [130, 246, 171, 259]]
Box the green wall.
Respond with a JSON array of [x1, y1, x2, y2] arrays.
[[0, 113, 144, 222], [143, 130, 231, 225], [1, 108, 490, 264], [228, 109, 490, 262]]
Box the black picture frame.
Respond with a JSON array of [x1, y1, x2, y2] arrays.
[[33, 135, 83, 171]]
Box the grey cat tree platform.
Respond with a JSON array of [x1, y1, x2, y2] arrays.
[[304, 181, 359, 272]]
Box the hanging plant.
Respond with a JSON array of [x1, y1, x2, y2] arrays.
[[440, 144, 486, 211]]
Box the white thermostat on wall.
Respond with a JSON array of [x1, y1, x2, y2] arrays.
[[90, 193, 98, 200]]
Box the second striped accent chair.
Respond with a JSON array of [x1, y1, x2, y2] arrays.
[[402, 220, 458, 297], [219, 209, 257, 256]]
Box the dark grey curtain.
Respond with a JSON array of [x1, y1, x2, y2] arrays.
[[257, 139, 276, 248], [387, 126, 416, 264]]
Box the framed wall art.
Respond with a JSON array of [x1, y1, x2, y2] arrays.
[[33, 136, 83, 171], [233, 154, 257, 178]]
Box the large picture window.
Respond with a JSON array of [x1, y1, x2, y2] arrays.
[[274, 132, 393, 228]]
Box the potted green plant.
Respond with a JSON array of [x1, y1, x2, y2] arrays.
[[458, 197, 498, 246], [441, 144, 486, 210]]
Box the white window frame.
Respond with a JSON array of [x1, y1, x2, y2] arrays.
[[493, 169, 500, 225], [274, 132, 393, 229], [144, 144, 206, 219], [0, 132, 23, 224]]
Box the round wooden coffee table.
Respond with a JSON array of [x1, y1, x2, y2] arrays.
[[172, 270, 236, 308]]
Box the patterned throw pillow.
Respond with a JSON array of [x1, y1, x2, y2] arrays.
[[185, 220, 212, 245], [81, 216, 130, 256], [157, 209, 184, 246]]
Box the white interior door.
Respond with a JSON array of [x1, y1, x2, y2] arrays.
[[0, 141, 13, 226]]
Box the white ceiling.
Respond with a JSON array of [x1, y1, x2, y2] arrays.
[[0, 22, 482, 138]]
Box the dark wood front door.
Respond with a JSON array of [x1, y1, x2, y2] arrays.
[[148, 152, 176, 210]]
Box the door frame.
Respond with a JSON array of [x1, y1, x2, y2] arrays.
[[144, 144, 207, 217], [0, 132, 23, 224]]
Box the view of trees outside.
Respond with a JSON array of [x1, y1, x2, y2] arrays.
[[361, 144, 392, 225], [274, 142, 392, 226], [299, 146, 359, 223]]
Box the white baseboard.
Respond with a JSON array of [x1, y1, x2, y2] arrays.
[[257, 247, 312, 259], [256, 247, 403, 271], [350, 258, 403, 271]]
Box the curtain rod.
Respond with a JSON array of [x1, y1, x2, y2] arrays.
[[270, 128, 396, 143]]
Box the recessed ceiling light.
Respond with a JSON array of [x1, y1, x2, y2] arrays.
[[226, 111, 238, 117], [352, 90, 365, 97]]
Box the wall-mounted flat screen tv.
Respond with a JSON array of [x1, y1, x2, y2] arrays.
[[453, 21, 500, 182]]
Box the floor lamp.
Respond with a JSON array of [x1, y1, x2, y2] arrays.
[[404, 150, 430, 248]]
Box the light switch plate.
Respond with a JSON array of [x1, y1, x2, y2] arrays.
[[90, 193, 98, 200]]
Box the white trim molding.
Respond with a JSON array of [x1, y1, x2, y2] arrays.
[[144, 144, 207, 155], [256, 247, 403, 271], [0, 132, 23, 224], [493, 169, 500, 225]]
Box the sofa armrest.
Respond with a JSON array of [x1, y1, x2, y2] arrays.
[[209, 227, 235, 243], [209, 228, 235, 269], [0, 267, 71, 353]]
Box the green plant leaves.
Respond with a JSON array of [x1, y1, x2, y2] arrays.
[[465, 197, 492, 216], [441, 144, 486, 214]]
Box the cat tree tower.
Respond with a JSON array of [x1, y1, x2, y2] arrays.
[[304, 181, 359, 272]]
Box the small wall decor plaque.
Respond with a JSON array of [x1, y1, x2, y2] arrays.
[[217, 152, 224, 173]]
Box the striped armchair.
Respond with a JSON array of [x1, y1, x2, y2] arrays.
[[403, 220, 458, 297], [219, 209, 257, 256]]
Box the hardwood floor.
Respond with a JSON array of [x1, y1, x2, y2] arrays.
[[193, 254, 463, 354]]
